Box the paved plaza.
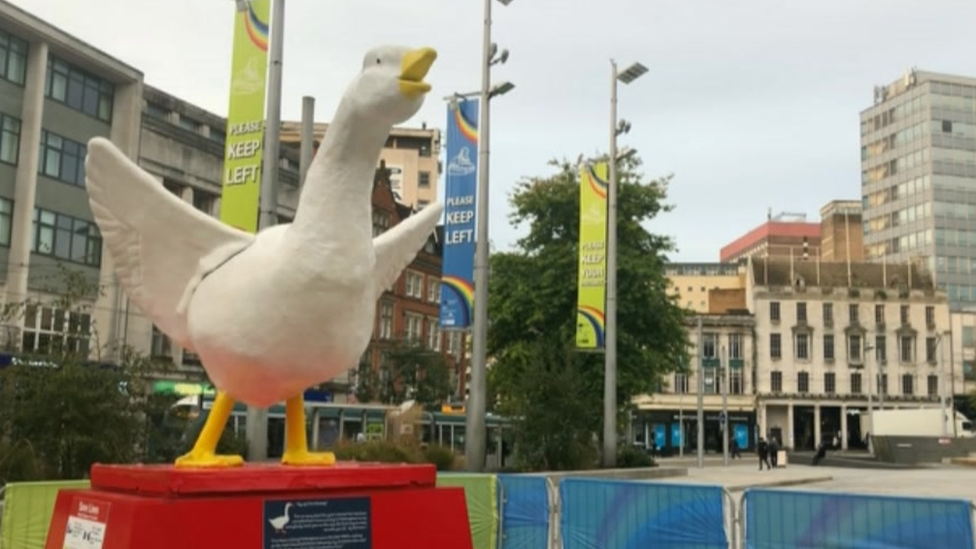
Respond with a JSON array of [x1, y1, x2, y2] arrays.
[[655, 457, 976, 502]]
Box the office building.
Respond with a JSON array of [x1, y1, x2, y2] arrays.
[[720, 211, 821, 264], [665, 262, 746, 314], [860, 68, 976, 308], [819, 200, 864, 263]]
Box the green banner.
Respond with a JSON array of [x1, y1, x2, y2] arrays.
[[220, 0, 271, 233], [575, 162, 609, 349], [153, 380, 216, 397]]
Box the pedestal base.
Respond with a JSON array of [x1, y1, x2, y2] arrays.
[[45, 462, 472, 549]]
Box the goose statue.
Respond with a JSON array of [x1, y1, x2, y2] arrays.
[[83, 45, 443, 468]]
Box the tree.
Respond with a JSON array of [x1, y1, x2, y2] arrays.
[[355, 339, 453, 410], [487, 155, 689, 470], [0, 263, 185, 482]]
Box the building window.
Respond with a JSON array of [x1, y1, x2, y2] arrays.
[[824, 372, 836, 394], [427, 278, 440, 303], [848, 334, 862, 362], [39, 130, 87, 187], [770, 333, 781, 359], [797, 371, 809, 393], [900, 305, 910, 325], [425, 317, 441, 350], [0, 29, 28, 85], [902, 374, 913, 396], [926, 337, 937, 363], [928, 374, 938, 397], [151, 325, 172, 358], [875, 335, 886, 362], [795, 332, 810, 360], [45, 56, 115, 122], [379, 301, 393, 339], [674, 373, 688, 394], [796, 302, 807, 322], [372, 211, 390, 236], [770, 301, 780, 322], [0, 197, 12, 246], [823, 302, 833, 324], [823, 334, 834, 360], [879, 373, 888, 396], [405, 271, 424, 299], [22, 304, 91, 355], [193, 191, 217, 216], [730, 369, 744, 394], [850, 373, 862, 395], [849, 304, 859, 324], [418, 171, 431, 187], [925, 306, 935, 326], [900, 335, 914, 363], [447, 331, 462, 357], [0, 112, 21, 165], [405, 313, 423, 342], [728, 333, 743, 359], [771, 371, 782, 393], [702, 333, 718, 359], [31, 208, 102, 266], [875, 304, 885, 325]]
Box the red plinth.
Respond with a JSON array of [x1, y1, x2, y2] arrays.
[[45, 462, 472, 549]]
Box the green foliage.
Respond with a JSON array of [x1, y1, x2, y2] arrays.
[[422, 444, 457, 471], [616, 445, 656, 468], [488, 155, 689, 470], [355, 339, 453, 410], [0, 263, 189, 482], [330, 439, 456, 471]]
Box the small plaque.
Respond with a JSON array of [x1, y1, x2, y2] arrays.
[[63, 498, 111, 549], [263, 496, 372, 549]]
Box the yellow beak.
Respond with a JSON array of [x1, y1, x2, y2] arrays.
[[399, 47, 437, 98]]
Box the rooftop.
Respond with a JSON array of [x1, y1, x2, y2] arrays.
[[750, 257, 935, 291], [720, 221, 821, 262]]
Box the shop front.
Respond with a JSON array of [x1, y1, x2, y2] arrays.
[[636, 409, 758, 456]]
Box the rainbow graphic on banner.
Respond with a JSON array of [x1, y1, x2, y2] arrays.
[[244, 1, 270, 51], [439, 99, 480, 329], [575, 161, 608, 349]]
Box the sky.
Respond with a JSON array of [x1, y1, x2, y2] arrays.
[[11, 0, 976, 261]]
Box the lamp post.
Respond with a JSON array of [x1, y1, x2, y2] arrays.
[[466, 0, 515, 473], [245, 0, 285, 462], [696, 315, 704, 469], [937, 331, 949, 437], [864, 343, 875, 452], [603, 59, 648, 468], [721, 344, 729, 467]]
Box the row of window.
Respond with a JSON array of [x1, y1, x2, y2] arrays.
[[769, 370, 939, 397], [21, 304, 92, 355], [863, 174, 930, 209], [863, 228, 931, 259], [376, 302, 462, 355], [861, 120, 929, 161], [698, 333, 745, 360], [0, 110, 92, 188], [0, 199, 102, 268], [769, 301, 936, 327], [944, 284, 976, 304], [770, 332, 940, 365], [673, 370, 746, 395], [863, 203, 931, 234], [933, 255, 976, 275]]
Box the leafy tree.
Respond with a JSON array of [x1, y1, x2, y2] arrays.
[[0, 263, 185, 482], [487, 155, 689, 470], [355, 339, 453, 410]]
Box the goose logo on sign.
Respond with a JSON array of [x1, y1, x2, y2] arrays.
[[447, 147, 476, 176]]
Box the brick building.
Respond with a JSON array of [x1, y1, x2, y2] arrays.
[[337, 163, 465, 401]]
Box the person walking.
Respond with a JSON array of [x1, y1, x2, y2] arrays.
[[769, 436, 779, 468], [757, 437, 771, 470]]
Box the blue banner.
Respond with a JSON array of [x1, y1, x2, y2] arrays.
[[497, 475, 550, 549], [439, 99, 479, 329]]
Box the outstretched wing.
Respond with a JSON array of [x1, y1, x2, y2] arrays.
[[85, 137, 255, 350], [372, 203, 445, 299]]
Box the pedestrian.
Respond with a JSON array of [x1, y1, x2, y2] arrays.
[[812, 440, 827, 466], [730, 436, 741, 459], [769, 436, 779, 468], [757, 437, 771, 470]]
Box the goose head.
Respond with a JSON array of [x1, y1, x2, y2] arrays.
[[346, 45, 438, 125]]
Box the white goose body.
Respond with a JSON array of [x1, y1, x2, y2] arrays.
[[84, 46, 442, 409]]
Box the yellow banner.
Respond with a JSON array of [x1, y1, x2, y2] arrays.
[[575, 161, 608, 350], [220, 0, 271, 233]]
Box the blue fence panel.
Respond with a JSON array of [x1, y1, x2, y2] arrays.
[[559, 478, 728, 549], [743, 488, 975, 549], [497, 475, 550, 549]]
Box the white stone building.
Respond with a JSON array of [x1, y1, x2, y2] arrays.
[[748, 257, 953, 450]]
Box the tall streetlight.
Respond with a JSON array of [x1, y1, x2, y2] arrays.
[[467, 0, 515, 473], [863, 343, 875, 452], [603, 59, 648, 468]]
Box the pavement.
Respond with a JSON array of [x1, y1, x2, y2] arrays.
[[653, 456, 976, 501]]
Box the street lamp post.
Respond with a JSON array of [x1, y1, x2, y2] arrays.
[[466, 0, 514, 473], [721, 344, 729, 467], [938, 331, 949, 437], [864, 343, 875, 452], [603, 59, 647, 468]]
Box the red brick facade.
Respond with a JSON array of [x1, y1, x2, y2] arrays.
[[357, 163, 466, 400]]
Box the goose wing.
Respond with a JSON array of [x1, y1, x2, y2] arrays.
[[371, 203, 444, 299]]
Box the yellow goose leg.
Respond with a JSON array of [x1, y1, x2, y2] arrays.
[[174, 390, 244, 468], [281, 393, 336, 466]]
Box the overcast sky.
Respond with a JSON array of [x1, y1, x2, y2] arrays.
[[12, 0, 976, 261]]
